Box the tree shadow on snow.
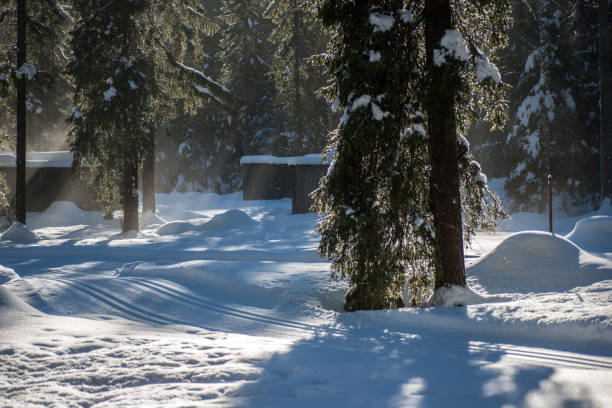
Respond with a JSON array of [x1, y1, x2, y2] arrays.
[[230, 308, 597, 408]]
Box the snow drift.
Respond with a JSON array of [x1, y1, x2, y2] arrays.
[[157, 209, 256, 235], [0, 222, 38, 243], [565, 215, 612, 253], [468, 231, 611, 294], [0, 266, 19, 285]]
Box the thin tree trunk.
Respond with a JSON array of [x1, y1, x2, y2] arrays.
[[424, 0, 466, 290], [122, 156, 139, 233], [292, 0, 303, 148], [142, 132, 156, 213], [600, 0, 612, 201], [15, 0, 27, 224]]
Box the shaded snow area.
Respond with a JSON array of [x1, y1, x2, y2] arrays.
[[1, 192, 611, 407]]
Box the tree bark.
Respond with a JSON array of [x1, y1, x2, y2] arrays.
[[142, 132, 156, 213], [600, 0, 612, 201], [424, 0, 466, 289], [292, 0, 304, 147], [15, 0, 27, 224], [122, 157, 139, 233]]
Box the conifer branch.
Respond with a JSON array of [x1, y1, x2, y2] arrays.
[[156, 39, 242, 111]]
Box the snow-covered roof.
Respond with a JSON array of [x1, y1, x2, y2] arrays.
[[240, 154, 329, 166], [0, 151, 74, 168]]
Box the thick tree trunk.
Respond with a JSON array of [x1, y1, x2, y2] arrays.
[[600, 0, 612, 201], [15, 0, 27, 224], [142, 133, 156, 213], [424, 0, 466, 290], [122, 157, 139, 233]]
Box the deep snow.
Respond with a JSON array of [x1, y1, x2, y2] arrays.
[[1, 192, 611, 407]]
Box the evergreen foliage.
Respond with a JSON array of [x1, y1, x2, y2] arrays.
[[0, 0, 72, 150], [216, 0, 280, 189], [267, 0, 330, 154], [69, 0, 158, 231], [315, 0, 508, 310], [69, 0, 232, 227], [504, 0, 601, 213]]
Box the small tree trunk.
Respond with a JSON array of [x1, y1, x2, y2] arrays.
[[425, 0, 466, 290], [122, 157, 139, 233], [142, 133, 156, 213], [292, 1, 304, 149], [600, 0, 612, 201], [15, 0, 27, 224]]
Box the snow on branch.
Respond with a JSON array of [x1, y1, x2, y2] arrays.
[[55, 3, 74, 22], [194, 85, 224, 106], [475, 55, 501, 84], [159, 41, 241, 110], [369, 13, 395, 33], [433, 30, 470, 66], [16, 64, 37, 80]]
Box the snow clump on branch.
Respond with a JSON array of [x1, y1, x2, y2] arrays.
[[433, 30, 470, 66], [16, 64, 37, 80], [475, 55, 501, 84], [369, 13, 394, 33]]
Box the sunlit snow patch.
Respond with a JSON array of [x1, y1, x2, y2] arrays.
[[27, 201, 101, 229], [565, 216, 612, 253]]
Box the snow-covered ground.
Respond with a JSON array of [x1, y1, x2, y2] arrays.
[[1, 192, 611, 407]]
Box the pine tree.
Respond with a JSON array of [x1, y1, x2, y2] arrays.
[[1, 0, 72, 225], [0, 1, 72, 151], [267, 0, 330, 153], [218, 0, 279, 188], [315, 0, 509, 310], [69, 0, 158, 232], [69, 0, 235, 228], [504, 0, 601, 213]]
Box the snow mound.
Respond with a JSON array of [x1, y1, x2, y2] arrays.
[[427, 284, 489, 307], [0, 286, 39, 316], [0, 265, 19, 284], [468, 231, 612, 294], [597, 197, 612, 216], [0, 222, 39, 243], [140, 211, 166, 228], [201, 209, 255, 231], [565, 216, 612, 253], [156, 220, 200, 235], [157, 210, 255, 235], [28, 201, 100, 228]]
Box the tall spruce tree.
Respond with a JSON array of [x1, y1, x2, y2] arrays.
[[218, 0, 279, 188], [267, 0, 330, 154], [0, 0, 70, 224], [0, 1, 72, 152], [504, 0, 601, 213], [315, 0, 509, 310], [69, 0, 158, 232], [69, 0, 235, 228]]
